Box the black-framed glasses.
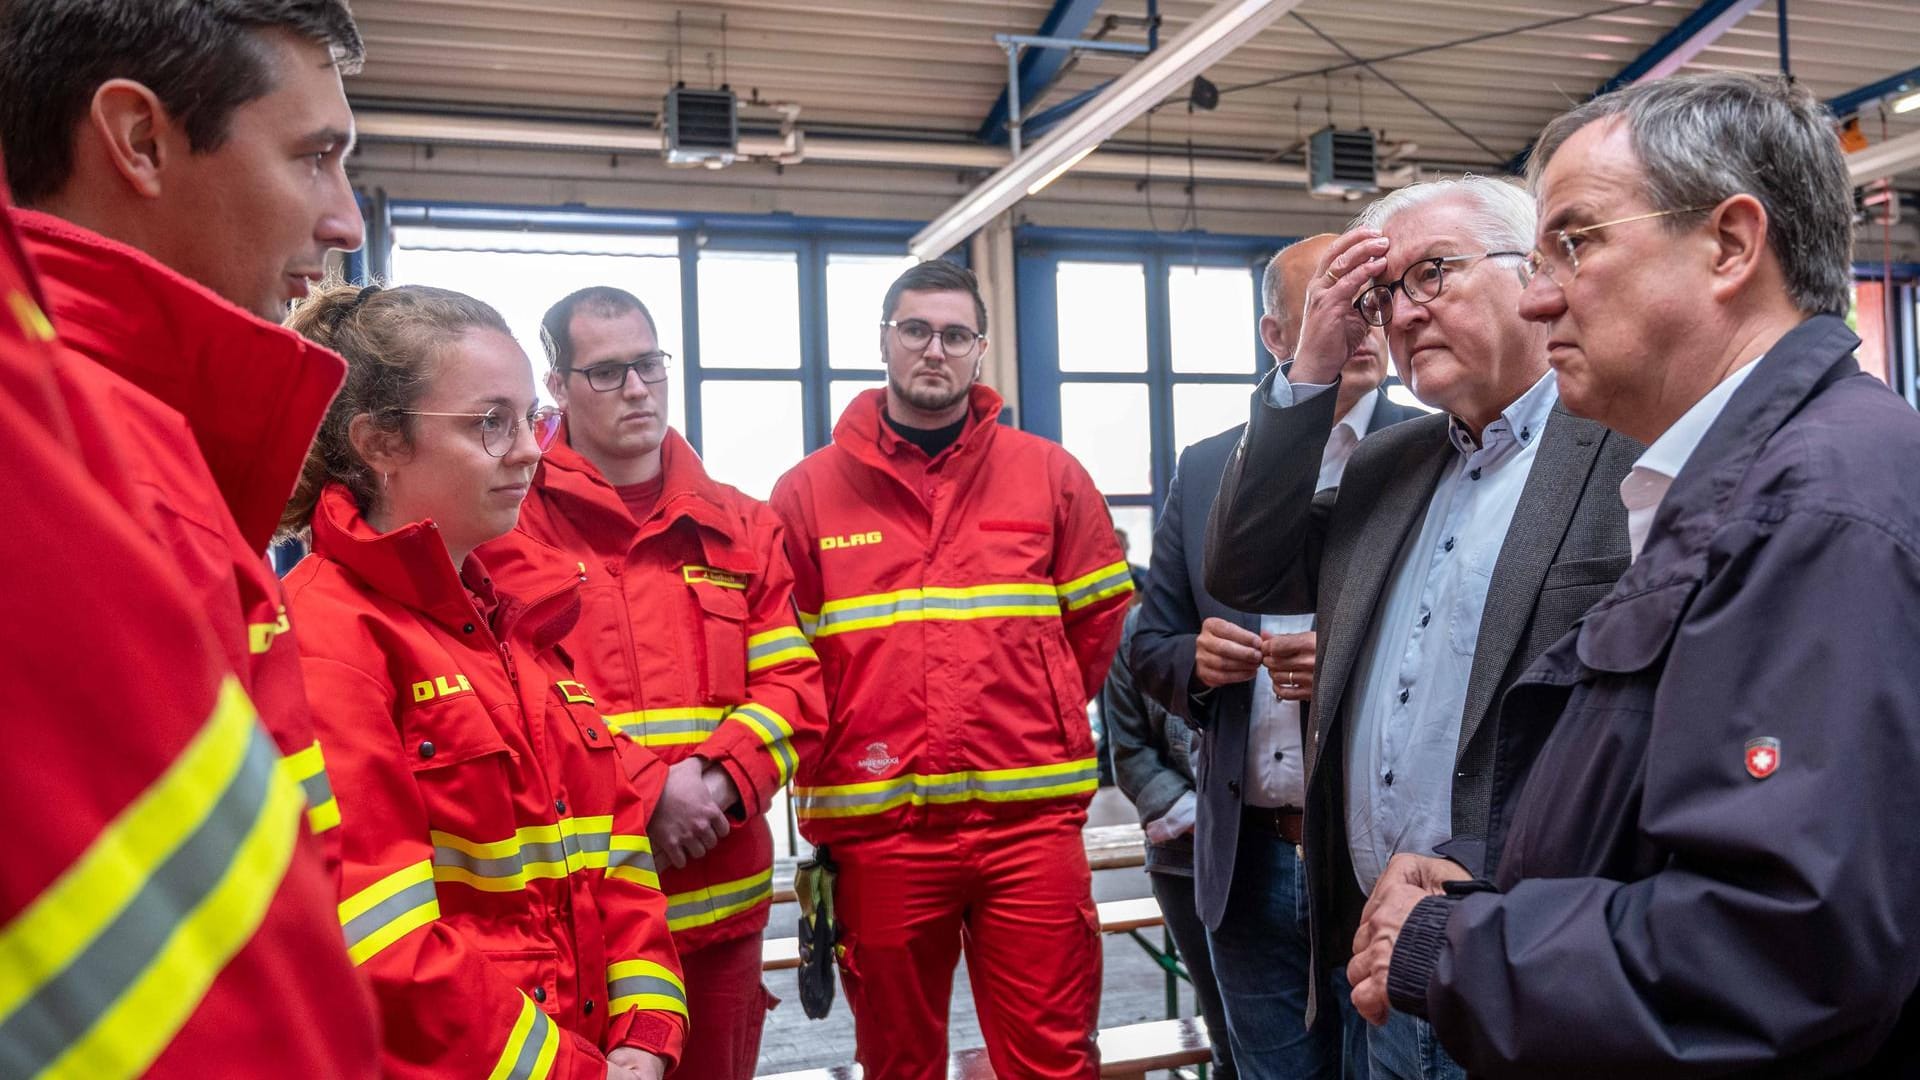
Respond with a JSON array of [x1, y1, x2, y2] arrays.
[[1524, 205, 1718, 285], [1354, 251, 1529, 327], [395, 405, 564, 457], [572, 352, 672, 392], [883, 319, 985, 357]]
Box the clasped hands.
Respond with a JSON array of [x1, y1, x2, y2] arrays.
[[1193, 617, 1316, 702], [1346, 853, 1470, 1025], [648, 756, 741, 870]]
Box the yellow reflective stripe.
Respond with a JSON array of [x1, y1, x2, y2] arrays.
[[606, 834, 660, 890], [746, 625, 816, 673], [8, 290, 56, 342], [488, 991, 559, 1080], [607, 958, 688, 1017], [0, 677, 259, 1020], [0, 678, 303, 1080], [246, 607, 291, 655], [603, 706, 728, 747], [665, 868, 775, 933], [1056, 560, 1135, 610], [794, 759, 1099, 819], [340, 860, 440, 966], [279, 739, 340, 835], [729, 704, 797, 787], [430, 816, 615, 892], [798, 610, 820, 640], [810, 583, 1063, 638]]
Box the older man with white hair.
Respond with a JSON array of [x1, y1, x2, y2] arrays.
[[1205, 175, 1640, 1080], [1350, 72, 1920, 1079]]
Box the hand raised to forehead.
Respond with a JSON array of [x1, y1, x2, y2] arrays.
[[1292, 228, 1389, 387]]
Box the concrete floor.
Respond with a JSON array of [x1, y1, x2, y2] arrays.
[[753, 788, 1206, 1075]]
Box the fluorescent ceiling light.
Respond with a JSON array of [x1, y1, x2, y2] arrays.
[[909, 0, 1302, 261], [1894, 90, 1920, 114], [1026, 144, 1098, 196]]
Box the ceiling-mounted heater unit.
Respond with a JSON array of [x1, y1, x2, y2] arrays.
[[663, 85, 738, 167], [1309, 126, 1378, 198]]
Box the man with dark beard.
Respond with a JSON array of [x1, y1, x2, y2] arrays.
[[771, 260, 1133, 1079]]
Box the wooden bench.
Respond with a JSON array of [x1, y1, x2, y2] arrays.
[[755, 1017, 1209, 1080], [762, 896, 1165, 972]]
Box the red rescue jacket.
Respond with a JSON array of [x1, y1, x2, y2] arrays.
[[286, 485, 688, 1077], [0, 194, 381, 1076], [769, 386, 1133, 846], [15, 208, 346, 868], [485, 426, 826, 953]]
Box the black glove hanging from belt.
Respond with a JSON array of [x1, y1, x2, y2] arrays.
[[794, 845, 839, 1020]]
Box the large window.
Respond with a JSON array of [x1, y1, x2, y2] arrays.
[[382, 210, 924, 500], [1017, 235, 1274, 567], [389, 227, 686, 425]]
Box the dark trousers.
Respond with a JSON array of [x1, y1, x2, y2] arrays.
[[1148, 870, 1237, 1079], [1204, 829, 1359, 1080]]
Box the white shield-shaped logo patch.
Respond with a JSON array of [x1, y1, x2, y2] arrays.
[[1745, 736, 1781, 780]]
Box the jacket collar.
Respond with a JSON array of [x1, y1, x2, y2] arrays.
[[310, 483, 582, 647], [833, 382, 1004, 473], [536, 424, 737, 552], [1635, 313, 1860, 574], [14, 209, 345, 550]]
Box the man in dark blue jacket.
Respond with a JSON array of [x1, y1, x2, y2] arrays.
[[1350, 72, 1920, 1077]]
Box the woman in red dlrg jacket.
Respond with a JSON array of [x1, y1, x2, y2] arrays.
[[279, 282, 686, 1080]]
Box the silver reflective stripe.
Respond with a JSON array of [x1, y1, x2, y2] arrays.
[[615, 716, 719, 737], [768, 738, 798, 781], [298, 765, 334, 810], [341, 876, 440, 953], [746, 632, 806, 663], [608, 845, 656, 876], [1060, 567, 1132, 606], [665, 876, 773, 924], [501, 1002, 553, 1080], [608, 972, 687, 1006], [815, 590, 1057, 632], [0, 723, 282, 1079], [796, 762, 1098, 811], [433, 823, 612, 880]]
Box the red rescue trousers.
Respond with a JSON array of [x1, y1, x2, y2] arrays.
[[670, 932, 776, 1080], [833, 813, 1101, 1079]]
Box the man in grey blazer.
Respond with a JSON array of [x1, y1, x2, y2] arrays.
[[1131, 235, 1422, 1080], [1204, 177, 1638, 1080]]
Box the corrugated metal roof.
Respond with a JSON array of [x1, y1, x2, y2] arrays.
[[344, 0, 1920, 183]]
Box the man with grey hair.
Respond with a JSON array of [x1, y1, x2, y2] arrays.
[[1351, 72, 1920, 1077], [1205, 175, 1639, 1079]]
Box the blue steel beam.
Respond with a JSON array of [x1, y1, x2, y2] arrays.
[[1022, 81, 1113, 141], [1508, 0, 1766, 173], [1828, 65, 1920, 118], [976, 0, 1107, 144]]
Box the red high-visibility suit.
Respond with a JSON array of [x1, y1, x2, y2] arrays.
[[0, 190, 381, 1077], [485, 425, 826, 1080], [286, 484, 688, 1077], [15, 208, 346, 870], [769, 385, 1133, 1079]]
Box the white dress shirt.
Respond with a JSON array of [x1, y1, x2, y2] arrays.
[[1278, 369, 1560, 894], [1620, 357, 1763, 561], [1241, 390, 1379, 808]]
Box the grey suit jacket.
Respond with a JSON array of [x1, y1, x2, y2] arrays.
[[1130, 390, 1421, 929], [1202, 370, 1637, 1019]]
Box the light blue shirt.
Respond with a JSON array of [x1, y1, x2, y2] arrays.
[[1270, 368, 1560, 893]]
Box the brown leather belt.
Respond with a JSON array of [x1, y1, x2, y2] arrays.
[[1243, 804, 1305, 844]]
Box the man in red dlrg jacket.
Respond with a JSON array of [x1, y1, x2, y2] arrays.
[[485, 286, 826, 1080], [771, 261, 1133, 1079]]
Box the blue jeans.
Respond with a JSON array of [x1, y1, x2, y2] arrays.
[[1367, 1007, 1466, 1080], [1204, 832, 1354, 1080]]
